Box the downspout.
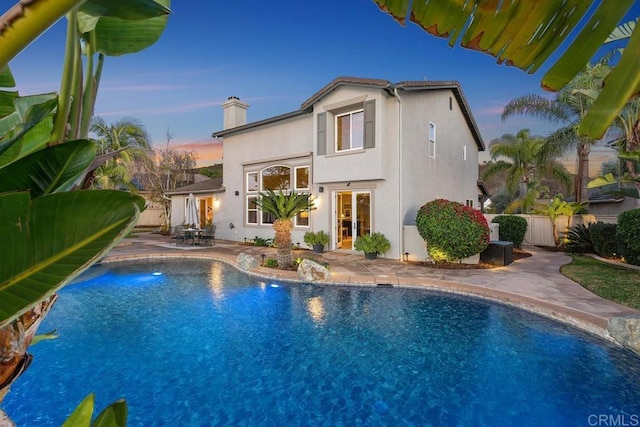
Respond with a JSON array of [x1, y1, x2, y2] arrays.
[[393, 86, 403, 260]]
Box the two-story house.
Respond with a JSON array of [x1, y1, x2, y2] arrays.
[[211, 77, 484, 260]]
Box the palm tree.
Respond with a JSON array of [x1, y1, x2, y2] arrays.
[[483, 129, 572, 210], [255, 189, 315, 268], [502, 61, 607, 203], [89, 116, 152, 190]]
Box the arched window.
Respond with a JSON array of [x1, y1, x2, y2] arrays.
[[261, 165, 290, 190]]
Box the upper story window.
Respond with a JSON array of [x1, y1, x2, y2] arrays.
[[336, 110, 364, 152], [429, 122, 436, 158], [261, 165, 290, 190]]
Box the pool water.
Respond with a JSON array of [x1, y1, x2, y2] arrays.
[[3, 259, 640, 426]]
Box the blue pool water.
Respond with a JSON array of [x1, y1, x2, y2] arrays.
[[3, 259, 640, 426]]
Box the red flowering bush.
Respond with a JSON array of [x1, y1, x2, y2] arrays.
[[416, 199, 490, 263]]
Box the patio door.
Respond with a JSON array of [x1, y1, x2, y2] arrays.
[[334, 191, 371, 250]]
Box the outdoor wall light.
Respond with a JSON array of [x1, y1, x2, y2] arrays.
[[229, 222, 235, 229], [318, 186, 324, 193], [235, 191, 239, 196]]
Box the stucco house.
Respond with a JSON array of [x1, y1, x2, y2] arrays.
[[211, 77, 485, 260], [165, 177, 224, 228]]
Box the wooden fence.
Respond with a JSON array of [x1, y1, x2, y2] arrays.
[[483, 214, 618, 246]]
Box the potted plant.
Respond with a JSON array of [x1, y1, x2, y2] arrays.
[[354, 232, 391, 259], [304, 230, 330, 253]]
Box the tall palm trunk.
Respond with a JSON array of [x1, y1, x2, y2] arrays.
[[575, 142, 591, 203], [0, 295, 57, 405], [272, 219, 293, 269]]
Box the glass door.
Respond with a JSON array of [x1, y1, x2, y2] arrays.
[[334, 191, 371, 250]]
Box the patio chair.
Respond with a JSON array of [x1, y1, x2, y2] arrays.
[[199, 224, 216, 246], [172, 226, 186, 246]]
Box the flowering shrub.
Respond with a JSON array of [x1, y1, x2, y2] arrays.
[[416, 199, 490, 263]]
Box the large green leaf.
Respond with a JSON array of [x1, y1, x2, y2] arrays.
[[0, 0, 88, 69], [542, 0, 635, 91], [92, 400, 127, 427], [372, 0, 638, 138], [0, 67, 15, 88], [0, 190, 145, 326], [0, 93, 57, 166], [0, 65, 17, 118], [63, 393, 95, 427], [80, 0, 170, 21], [580, 24, 640, 138], [0, 139, 96, 196], [81, 0, 171, 56]]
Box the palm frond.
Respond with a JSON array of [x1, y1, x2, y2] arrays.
[[502, 94, 572, 123], [255, 189, 315, 221]]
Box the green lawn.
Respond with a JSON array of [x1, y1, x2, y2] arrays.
[[560, 254, 640, 310]]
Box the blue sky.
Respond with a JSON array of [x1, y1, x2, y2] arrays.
[[8, 0, 639, 166]]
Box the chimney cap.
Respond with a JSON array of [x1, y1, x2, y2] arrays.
[[227, 96, 240, 100]]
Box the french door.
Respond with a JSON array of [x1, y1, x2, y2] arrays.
[[334, 191, 371, 250]]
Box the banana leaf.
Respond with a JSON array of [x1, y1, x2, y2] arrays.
[[0, 190, 145, 326], [78, 0, 171, 56], [373, 0, 638, 139], [63, 393, 127, 427], [0, 139, 96, 196], [0, 93, 57, 166], [0, 0, 88, 68]]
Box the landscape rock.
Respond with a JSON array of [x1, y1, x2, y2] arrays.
[[297, 259, 330, 282], [607, 315, 640, 354], [236, 252, 257, 271]]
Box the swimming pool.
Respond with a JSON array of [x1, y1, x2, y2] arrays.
[[3, 258, 640, 426]]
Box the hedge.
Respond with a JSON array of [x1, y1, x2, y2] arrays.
[[491, 215, 528, 248], [589, 222, 618, 258], [616, 209, 640, 266]]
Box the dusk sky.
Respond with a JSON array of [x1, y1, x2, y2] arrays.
[[8, 1, 639, 166]]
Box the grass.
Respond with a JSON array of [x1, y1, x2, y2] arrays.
[[560, 254, 640, 310]]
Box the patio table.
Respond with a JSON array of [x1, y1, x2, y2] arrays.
[[183, 228, 203, 245]]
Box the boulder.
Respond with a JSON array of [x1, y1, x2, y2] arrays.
[[236, 252, 257, 271], [297, 259, 330, 282], [607, 315, 640, 354]]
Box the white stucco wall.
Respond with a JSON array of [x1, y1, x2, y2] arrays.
[[400, 89, 481, 228], [215, 114, 314, 243]]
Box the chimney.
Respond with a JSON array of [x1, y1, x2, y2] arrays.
[[221, 96, 249, 130]]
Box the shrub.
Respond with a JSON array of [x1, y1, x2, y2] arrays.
[[253, 236, 273, 247], [491, 215, 527, 248], [563, 223, 593, 253], [263, 258, 278, 268], [416, 199, 490, 263], [617, 209, 640, 266], [303, 230, 330, 247], [590, 222, 618, 258], [354, 232, 391, 254]]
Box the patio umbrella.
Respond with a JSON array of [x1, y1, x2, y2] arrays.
[[185, 193, 200, 228]]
